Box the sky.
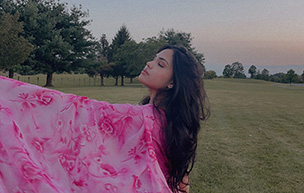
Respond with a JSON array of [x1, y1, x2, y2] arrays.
[[65, 0, 304, 75]]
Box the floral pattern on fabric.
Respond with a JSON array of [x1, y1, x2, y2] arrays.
[[0, 76, 171, 193]]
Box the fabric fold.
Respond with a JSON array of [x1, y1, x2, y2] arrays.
[[0, 76, 171, 193]]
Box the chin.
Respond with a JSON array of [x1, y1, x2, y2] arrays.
[[138, 75, 145, 84], [138, 77, 149, 88]]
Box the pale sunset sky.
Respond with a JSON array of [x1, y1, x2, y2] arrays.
[[66, 0, 304, 75]]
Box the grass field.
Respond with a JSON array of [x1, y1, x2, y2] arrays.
[[193, 79, 304, 193], [12, 74, 304, 192]]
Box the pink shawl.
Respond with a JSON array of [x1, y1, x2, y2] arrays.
[[0, 76, 171, 193]]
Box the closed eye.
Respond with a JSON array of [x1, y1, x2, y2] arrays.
[[158, 63, 164, 68]]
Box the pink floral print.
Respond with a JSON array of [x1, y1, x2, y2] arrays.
[[0, 76, 171, 193]]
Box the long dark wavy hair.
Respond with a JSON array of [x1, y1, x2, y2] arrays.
[[141, 45, 210, 192]]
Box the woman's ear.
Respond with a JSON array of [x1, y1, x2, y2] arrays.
[[167, 82, 174, 89]]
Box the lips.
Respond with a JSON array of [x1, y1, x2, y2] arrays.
[[141, 69, 149, 75]]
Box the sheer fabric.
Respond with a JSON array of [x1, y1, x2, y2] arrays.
[[0, 76, 171, 193]]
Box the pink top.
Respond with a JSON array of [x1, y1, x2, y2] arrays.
[[0, 76, 172, 193]]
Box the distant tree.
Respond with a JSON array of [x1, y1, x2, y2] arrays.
[[85, 35, 113, 86], [97, 34, 113, 85], [159, 29, 192, 49], [231, 62, 246, 78], [140, 37, 167, 64], [114, 40, 139, 83], [109, 25, 132, 86], [0, 0, 14, 13], [85, 58, 113, 86], [286, 69, 298, 85], [204, 70, 217, 79], [261, 68, 269, 81], [254, 70, 259, 79], [100, 34, 109, 58], [223, 64, 233, 78], [270, 72, 288, 83], [116, 37, 166, 83], [269, 73, 281, 82], [248, 65, 257, 78], [301, 71, 304, 81], [14, 0, 95, 86], [159, 29, 205, 70], [295, 75, 303, 83], [0, 12, 33, 78], [280, 73, 288, 83]]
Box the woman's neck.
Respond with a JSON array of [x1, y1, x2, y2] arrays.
[[149, 89, 157, 104], [149, 89, 166, 112]]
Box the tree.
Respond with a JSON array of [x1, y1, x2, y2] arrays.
[[85, 59, 113, 86], [204, 70, 217, 79], [269, 72, 291, 83], [0, 12, 33, 78], [0, 0, 15, 16], [223, 64, 233, 78], [15, 0, 95, 86], [248, 65, 257, 78], [97, 34, 113, 86], [222, 62, 246, 78], [159, 29, 205, 70], [114, 37, 166, 83], [159, 29, 193, 50], [261, 68, 269, 81], [100, 34, 109, 59], [140, 37, 167, 60], [231, 62, 246, 78], [280, 73, 288, 83], [301, 71, 304, 81], [295, 75, 302, 83], [109, 25, 132, 86], [286, 69, 298, 85], [114, 41, 140, 83], [269, 74, 280, 82], [255, 70, 262, 80], [86, 34, 113, 86]]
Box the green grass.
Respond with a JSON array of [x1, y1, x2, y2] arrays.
[[192, 78, 304, 193], [13, 75, 304, 192]]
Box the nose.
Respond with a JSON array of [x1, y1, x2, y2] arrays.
[[146, 61, 152, 69]]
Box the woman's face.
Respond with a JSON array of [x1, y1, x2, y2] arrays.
[[139, 49, 174, 92]]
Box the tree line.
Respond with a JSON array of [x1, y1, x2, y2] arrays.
[[247, 65, 304, 85], [0, 0, 205, 87], [204, 61, 304, 85], [222, 62, 304, 84]]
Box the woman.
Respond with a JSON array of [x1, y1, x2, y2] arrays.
[[139, 45, 209, 192], [0, 45, 209, 193]]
